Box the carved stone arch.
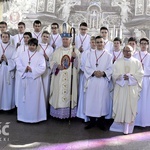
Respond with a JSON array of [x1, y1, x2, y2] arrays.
[[87, 3, 102, 29]]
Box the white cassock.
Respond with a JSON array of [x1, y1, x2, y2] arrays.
[[134, 51, 150, 127], [0, 43, 16, 110], [32, 32, 42, 43], [16, 50, 46, 123], [104, 39, 113, 53], [75, 34, 91, 51], [39, 43, 53, 106], [13, 33, 24, 48], [13, 44, 28, 107], [77, 49, 95, 122], [106, 50, 123, 119], [110, 57, 143, 134], [49, 33, 62, 51], [84, 49, 113, 117]]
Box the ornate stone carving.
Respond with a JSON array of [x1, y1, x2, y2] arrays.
[[135, 0, 144, 16]]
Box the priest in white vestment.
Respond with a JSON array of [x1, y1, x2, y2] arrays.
[[84, 36, 113, 130], [49, 24, 80, 119], [77, 36, 96, 122], [39, 31, 53, 107], [0, 32, 16, 110], [110, 45, 144, 134], [14, 32, 32, 107], [134, 38, 150, 127], [16, 38, 46, 123]]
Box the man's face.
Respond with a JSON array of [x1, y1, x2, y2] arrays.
[[114, 41, 121, 50], [128, 41, 136, 50], [33, 23, 41, 32], [2, 33, 9, 43], [51, 25, 58, 34], [0, 24, 7, 33], [140, 40, 149, 51], [90, 40, 96, 49], [123, 46, 132, 58], [24, 35, 31, 45], [100, 29, 108, 39], [79, 26, 87, 35], [42, 33, 49, 43], [96, 38, 105, 50], [18, 25, 25, 33], [62, 37, 71, 47]]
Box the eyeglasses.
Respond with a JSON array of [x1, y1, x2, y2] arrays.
[[80, 28, 87, 31], [140, 43, 148, 45], [51, 27, 57, 29]]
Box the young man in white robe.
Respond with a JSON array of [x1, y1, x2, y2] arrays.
[[39, 31, 53, 107], [134, 38, 150, 127], [106, 37, 123, 119], [110, 45, 144, 134], [32, 20, 42, 43], [100, 26, 113, 53], [49, 23, 62, 51], [0, 32, 16, 110], [49, 26, 80, 119], [128, 37, 138, 55], [77, 36, 96, 122], [14, 32, 32, 107], [84, 36, 113, 130], [16, 38, 46, 123], [13, 22, 26, 49], [0, 21, 13, 44], [75, 22, 91, 53]]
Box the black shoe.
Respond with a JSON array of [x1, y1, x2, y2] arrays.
[[84, 123, 95, 129]]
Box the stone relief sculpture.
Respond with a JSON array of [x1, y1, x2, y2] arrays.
[[58, 0, 78, 22], [135, 0, 144, 16], [114, 0, 132, 23]]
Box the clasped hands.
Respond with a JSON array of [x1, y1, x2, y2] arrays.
[[25, 66, 32, 72], [93, 71, 104, 78], [0, 54, 7, 63]]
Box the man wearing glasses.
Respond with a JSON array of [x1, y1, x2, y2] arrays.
[[75, 22, 91, 53], [49, 23, 62, 51], [134, 38, 150, 127]]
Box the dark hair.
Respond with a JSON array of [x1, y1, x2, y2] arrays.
[[140, 37, 149, 45], [23, 32, 32, 38], [113, 37, 122, 44], [100, 26, 108, 31], [51, 22, 59, 28], [128, 37, 137, 44], [80, 22, 87, 27], [1, 32, 10, 38], [28, 38, 38, 46], [42, 30, 50, 36], [0, 21, 7, 26], [33, 20, 41, 26], [95, 36, 103, 40], [18, 22, 26, 27]]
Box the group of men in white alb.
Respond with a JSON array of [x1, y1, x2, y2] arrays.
[[0, 20, 149, 134]]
